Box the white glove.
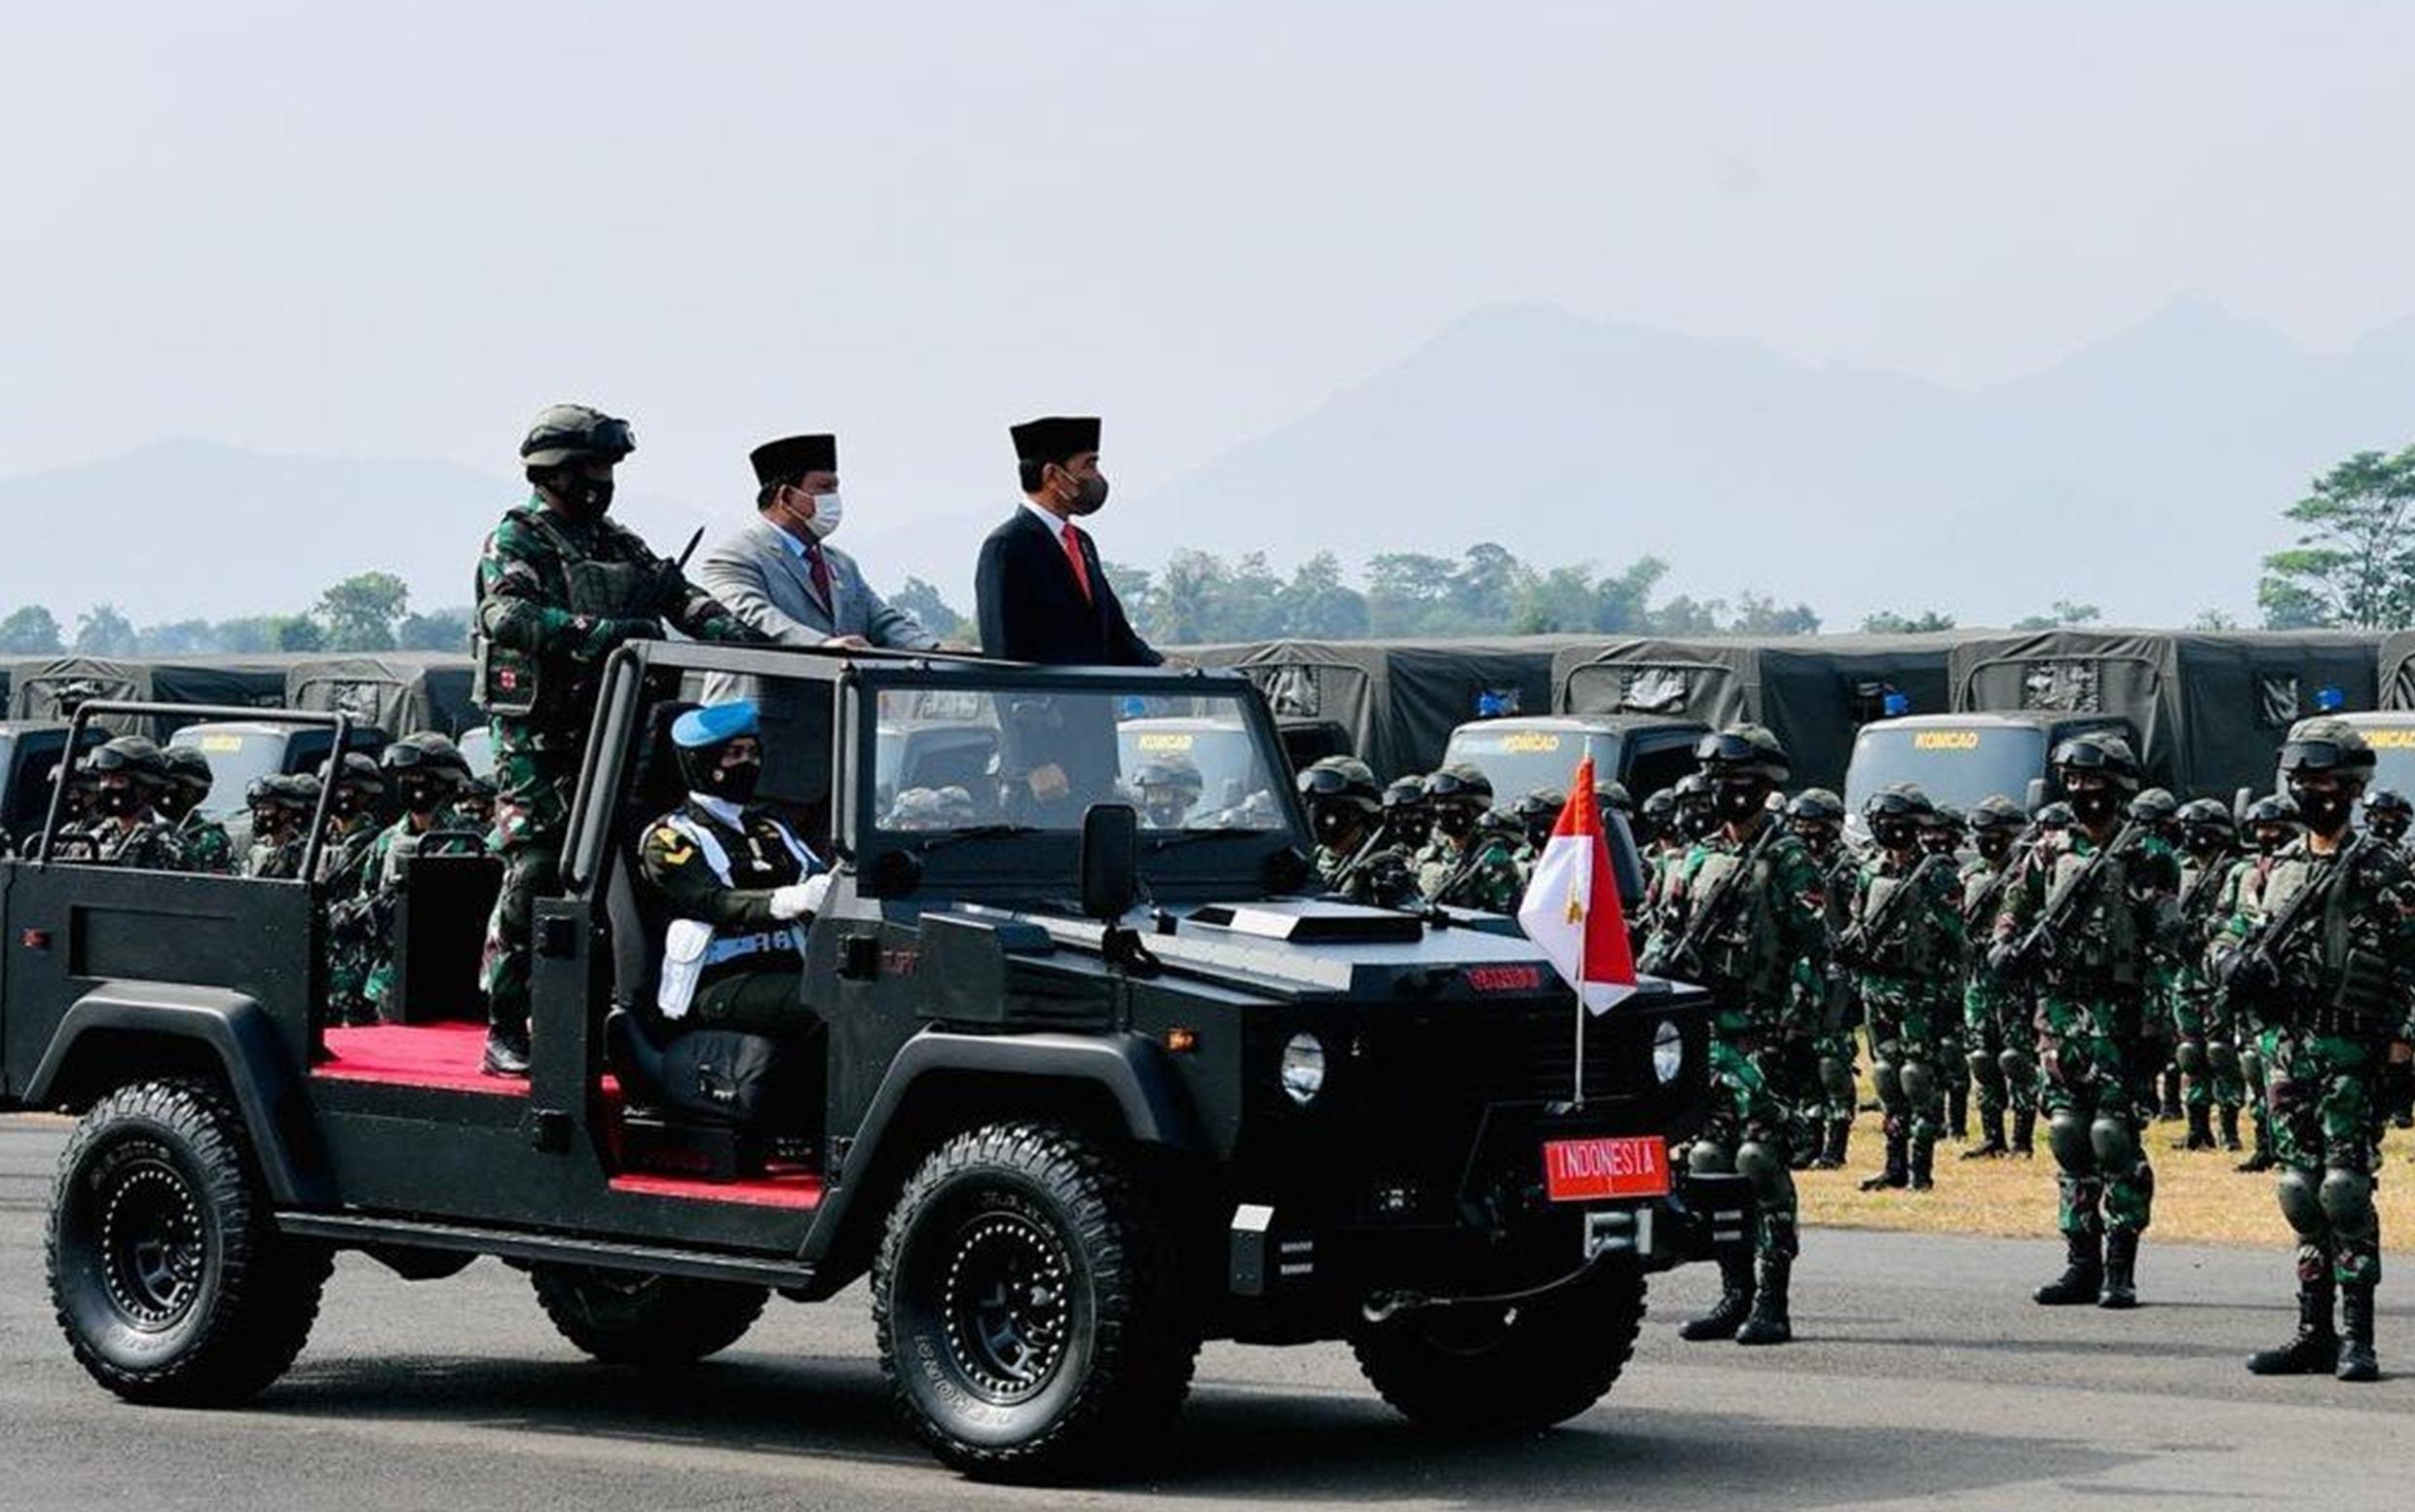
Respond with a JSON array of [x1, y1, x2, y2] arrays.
[[768, 872, 833, 922]]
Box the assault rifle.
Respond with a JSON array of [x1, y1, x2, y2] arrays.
[[1988, 821, 2142, 983], [1660, 816, 1785, 981], [1835, 850, 1954, 972], [2218, 831, 2373, 1023]]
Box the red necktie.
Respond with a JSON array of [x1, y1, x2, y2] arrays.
[[805, 541, 834, 610], [1060, 523, 1094, 604]]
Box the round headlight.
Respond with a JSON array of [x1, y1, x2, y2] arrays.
[[1280, 1032, 1327, 1106], [1652, 1019, 1684, 1086]]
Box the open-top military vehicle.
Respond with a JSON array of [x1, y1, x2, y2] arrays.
[[4, 645, 1741, 1482]]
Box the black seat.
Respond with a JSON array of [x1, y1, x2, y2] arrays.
[[598, 700, 810, 1173]]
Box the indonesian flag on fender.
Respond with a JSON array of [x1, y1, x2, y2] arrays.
[[1515, 755, 1639, 1015]]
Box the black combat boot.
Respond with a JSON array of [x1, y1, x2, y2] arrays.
[[2099, 1229, 2139, 1309], [1859, 1121, 1909, 1192], [481, 1016, 532, 1079], [1817, 1116, 1851, 1170], [2217, 1104, 2243, 1153], [2158, 1067, 2183, 1123], [2180, 1104, 2213, 1152], [2011, 1106, 2037, 1158], [1909, 1133, 1936, 1192], [1962, 1108, 2007, 1160], [2247, 1279, 2339, 1376], [2035, 1231, 2104, 1306], [2237, 1117, 2276, 1173], [1679, 1252, 1756, 1342], [2338, 1283, 2379, 1383], [1734, 1254, 1792, 1346]]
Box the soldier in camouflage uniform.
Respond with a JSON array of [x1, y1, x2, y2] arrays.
[[1989, 733, 2178, 1310], [1133, 756, 1206, 830], [241, 773, 319, 879], [1414, 765, 1522, 913], [317, 754, 390, 1027], [1783, 788, 1859, 1169], [1844, 787, 1966, 1192], [473, 403, 762, 1076], [2220, 720, 2415, 1383], [81, 737, 186, 869], [159, 746, 235, 875], [1641, 726, 1827, 1346], [2366, 792, 2415, 1139], [1381, 775, 1432, 857], [2223, 794, 2301, 1173], [2170, 798, 2245, 1152], [1510, 789, 1565, 881], [353, 735, 489, 1018], [2364, 787, 2411, 850], [2126, 787, 2187, 1126], [1300, 756, 1419, 908], [1918, 802, 1973, 1141], [1958, 795, 2034, 1160], [1641, 772, 1716, 930], [453, 773, 499, 839]]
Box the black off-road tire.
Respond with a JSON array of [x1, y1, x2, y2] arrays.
[[872, 1123, 1200, 1483], [1351, 1264, 1648, 1433], [47, 1078, 331, 1406], [529, 1266, 769, 1366]]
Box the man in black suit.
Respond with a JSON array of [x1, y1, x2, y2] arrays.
[[976, 416, 1163, 669], [976, 416, 1163, 819]]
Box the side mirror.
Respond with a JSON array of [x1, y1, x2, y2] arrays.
[[2025, 777, 2048, 816], [1080, 802, 1142, 922]]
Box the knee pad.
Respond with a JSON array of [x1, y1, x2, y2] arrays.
[[2208, 1042, 2241, 1079], [2276, 1166, 2326, 1240], [1967, 1048, 2002, 1086], [2319, 1168, 2378, 1240], [1734, 1140, 1795, 1205], [1899, 1059, 1938, 1109], [1818, 1056, 1856, 1104], [2089, 1115, 2139, 1171], [1688, 1139, 1734, 1176], [2239, 1050, 2265, 1085], [2174, 1041, 2208, 1078], [2048, 1109, 2094, 1172], [1998, 1049, 2034, 1085], [1870, 1058, 1903, 1107]]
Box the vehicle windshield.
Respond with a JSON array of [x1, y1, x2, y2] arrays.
[[1443, 726, 1620, 804], [1845, 724, 2046, 816], [458, 725, 496, 779], [869, 682, 1292, 838], [168, 727, 287, 819]]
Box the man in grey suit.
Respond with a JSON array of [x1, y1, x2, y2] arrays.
[[693, 432, 942, 651]]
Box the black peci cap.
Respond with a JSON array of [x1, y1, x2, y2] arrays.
[[750, 433, 837, 486], [1010, 416, 1100, 466]]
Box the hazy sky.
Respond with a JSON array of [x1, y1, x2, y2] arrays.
[[8, 2, 2415, 605]]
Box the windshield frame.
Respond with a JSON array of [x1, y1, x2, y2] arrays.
[[845, 663, 1310, 901]]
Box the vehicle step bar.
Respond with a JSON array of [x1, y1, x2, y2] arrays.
[[276, 1210, 816, 1289]]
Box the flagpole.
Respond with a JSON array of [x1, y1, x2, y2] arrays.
[[1572, 758, 1590, 1109]]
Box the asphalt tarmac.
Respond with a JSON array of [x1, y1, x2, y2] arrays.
[[2, 1112, 2406, 1511]]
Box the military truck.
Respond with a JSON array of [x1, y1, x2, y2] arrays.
[[4, 646, 1742, 1483], [1440, 713, 1707, 805], [0, 722, 106, 853], [1842, 629, 2383, 818], [166, 719, 390, 849]]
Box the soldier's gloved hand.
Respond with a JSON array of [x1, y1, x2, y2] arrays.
[[1985, 941, 2018, 977], [769, 873, 833, 922]]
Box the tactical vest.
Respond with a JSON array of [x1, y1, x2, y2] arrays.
[[2038, 842, 2140, 987], [474, 512, 666, 719], [1687, 840, 1793, 1005], [654, 809, 817, 1020], [1856, 864, 1940, 978]]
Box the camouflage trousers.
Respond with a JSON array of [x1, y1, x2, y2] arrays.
[[1686, 1031, 1798, 1263], [2263, 1027, 2385, 1286], [479, 722, 582, 1041], [1964, 979, 2038, 1122], [2037, 990, 2154, 1238], [2171, 986, 2245, 1113], [1864, 985, 1949, 1159]]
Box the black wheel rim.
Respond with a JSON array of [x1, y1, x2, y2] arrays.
[[938, 1211, 1073, 1405], [97, 1159, 206, 1332]]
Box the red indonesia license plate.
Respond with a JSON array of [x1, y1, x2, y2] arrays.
[[1542, 1136, 1671, 1203]]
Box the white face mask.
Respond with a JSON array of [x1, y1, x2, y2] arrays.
[[802, 490, 842, 540]]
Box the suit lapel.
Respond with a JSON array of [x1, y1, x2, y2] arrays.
[[761, 518, 833, 619]]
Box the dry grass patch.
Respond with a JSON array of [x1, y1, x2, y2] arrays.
[[1801, 1109, 2415, 1249]]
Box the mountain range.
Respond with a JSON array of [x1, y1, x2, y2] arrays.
[[3, 297, 2408, 630]]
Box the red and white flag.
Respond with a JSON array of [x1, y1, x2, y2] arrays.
[[1515, 755, 1639, 1015]]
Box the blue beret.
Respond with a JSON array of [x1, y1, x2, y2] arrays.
[[672, 700, 759, 749]]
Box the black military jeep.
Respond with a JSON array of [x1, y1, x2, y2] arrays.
[[2, 645, 1741, 1482]]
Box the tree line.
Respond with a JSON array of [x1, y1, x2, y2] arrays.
[[4, 445, 2406, 660]]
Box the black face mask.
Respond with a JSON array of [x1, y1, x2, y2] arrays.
[[2374, 815, 2410, 841], [397, 778, 445, 817], [2290, 785, 2351, 836], [700, 756, 762, 805], [93, 784, 141, 819], [332, 788, 372, 820], [2184, 832, 2227, 862], [1977, 834, 2013, 865], [1312, 805, 1356, 847], [1713, 785, 1763, 826], [2254, 827, 2293, 855], [1435, 804, 1476, 839], [1873, 819, 1915, 853], [2070, 791, 2120, 827], [1065, 473, 1109, 516]]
